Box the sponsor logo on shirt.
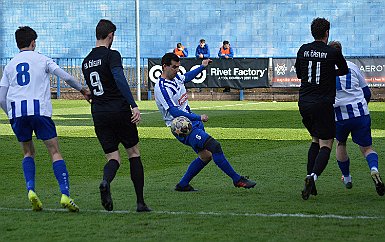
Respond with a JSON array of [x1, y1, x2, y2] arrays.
[[178, 92, 188, 106]]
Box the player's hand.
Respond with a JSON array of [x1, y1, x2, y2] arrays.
[[80, 88, 92, 104], [202, 59, 212, 67], [200, 114, 208, 122], [131, 107, 141, 124], [199, 54, 204, 59]]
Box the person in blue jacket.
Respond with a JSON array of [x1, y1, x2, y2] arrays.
[[195, 39, 210, 59]]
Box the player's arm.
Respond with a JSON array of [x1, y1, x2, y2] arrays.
[[111, 67, 137, 108], [112, 67, 141, 124], [295, 49, 302, 79], [168, 106, 202, 121], [335, 51, 349, 76], [0, 86, 8, 113], [0, 72, 9, 113], [158, 81, 202, 121], [354, 66, 371, 103], [183, 59, 212, 83], [53, 68, 90, 101]]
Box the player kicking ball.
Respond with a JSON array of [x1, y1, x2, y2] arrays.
[[154, 53, 256, 192]]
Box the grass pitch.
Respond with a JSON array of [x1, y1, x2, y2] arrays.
[[0, 100, 384, 241]]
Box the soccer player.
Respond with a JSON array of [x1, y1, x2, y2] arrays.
[[329, 41, 384, 196], [82, 19, 151, 212], [295, 18, 349, 200], [154, 52, 256, 191], [0, 26, 90, 211]]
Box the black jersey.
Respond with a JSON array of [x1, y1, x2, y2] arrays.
[[295, 41, 348, 103], [82, 46, 131, 113]]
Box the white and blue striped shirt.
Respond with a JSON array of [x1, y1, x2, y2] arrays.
[[0, 51, 59, 119], [154, 74, 192, 127], [334, 61, 369, 121]]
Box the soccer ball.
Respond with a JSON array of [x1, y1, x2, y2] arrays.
[[170, 116, 192, 137]]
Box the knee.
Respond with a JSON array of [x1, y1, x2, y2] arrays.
[[127, 145, 140, 158], [199, 150, 212, 163], [204, 137, 222, 154]]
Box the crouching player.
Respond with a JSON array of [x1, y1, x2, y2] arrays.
[[154, 53, 256, 192]]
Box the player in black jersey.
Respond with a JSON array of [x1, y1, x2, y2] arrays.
[[82, 19, 150, 212], [295, 17, 348, 200]]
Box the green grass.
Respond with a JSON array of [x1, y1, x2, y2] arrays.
[[0, 100, 385, 241]]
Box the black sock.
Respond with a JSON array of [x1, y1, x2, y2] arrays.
[[103, 159, 120, 183], [129, 156, 145, 204], [313, 146, 331, 176], [307, 142, 320, 175]]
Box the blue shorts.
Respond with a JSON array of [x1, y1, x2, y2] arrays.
[[10, 116, 57, 142], [336, 115, 372, 147], [174, 120, 210, 153]]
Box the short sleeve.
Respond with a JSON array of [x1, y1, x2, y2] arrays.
[[46, 57, 60, 74], [352, 64, 367, 88], [0, 69, 9, 87]]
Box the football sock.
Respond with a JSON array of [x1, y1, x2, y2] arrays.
[[103, 159, 120, 183], [52, 160, 70, 196], [337, 159, 350, 177], [179, 157, 207, 187], [129, 157, 145, 204], [366, 152, 379, 171], [212, 152, 241, 183], [307, 142, 320, 175], [22, 157, 35, 191], [312, 146, 331, 177]]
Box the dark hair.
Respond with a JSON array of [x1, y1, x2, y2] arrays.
[[15, 26, 37, 49], [200, 39, 205, 43], [177, 43, 182, 48], [311, 18, 330, 40], [328, 40, 342, 51], [223, 40, 229, 45], [161, 52, 180, 66], [96, 19, 116, 40]]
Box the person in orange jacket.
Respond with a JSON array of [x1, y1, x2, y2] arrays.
[[173, 43, 188, 57], [218, 40, 234, 59]]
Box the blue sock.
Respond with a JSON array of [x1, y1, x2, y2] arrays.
[[337, 159, 350, 177], [366, 153, 379, 171], [22, 157, 35, 191], [179, 157, 207, 187], [212, 152, 241, 183], [52, 160, 70, 196]]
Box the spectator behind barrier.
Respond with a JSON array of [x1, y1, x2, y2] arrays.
[[173, 43, 188, 57], [195, 39, 210, 59]]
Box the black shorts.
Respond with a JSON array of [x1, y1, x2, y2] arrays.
[[298, 101, 335, 140], [92, 112, 139, 154]]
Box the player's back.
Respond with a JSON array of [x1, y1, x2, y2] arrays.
[[1, 51, 57, 118], [296, 41, 344, 103], [82, 47, 130, 113], [334, 61, 369, 121]]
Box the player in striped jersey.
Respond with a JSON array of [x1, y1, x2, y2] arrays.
[[329, 41, 384, 196], [154, 53, 256, 192], [0, 26, 90, 211]]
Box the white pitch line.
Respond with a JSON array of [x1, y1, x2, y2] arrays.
[[141, 102, 265, 115], [0, 207, 382, 220]]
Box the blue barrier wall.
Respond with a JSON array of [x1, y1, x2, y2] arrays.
[[1, 0, 385, 58]]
